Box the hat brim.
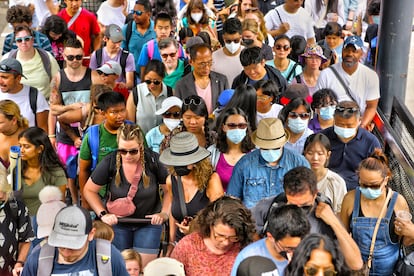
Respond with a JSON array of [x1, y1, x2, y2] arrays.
[[251, 130, 289, 149], [300, 53, 328, 64], [155, 103, 182, 115], [160, 147, 211, 166], [48, 231, 88, 250]]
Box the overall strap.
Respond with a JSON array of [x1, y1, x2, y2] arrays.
[[351, 187, 362, 220], [384, 191, 398, 219]]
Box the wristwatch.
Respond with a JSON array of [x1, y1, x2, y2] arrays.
[[99, 210, 107, 218]]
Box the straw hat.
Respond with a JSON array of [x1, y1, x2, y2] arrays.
[[251, 118, 288, 149], [159, 132, 211, 166]]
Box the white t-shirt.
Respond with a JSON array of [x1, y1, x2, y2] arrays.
[[316, 62, 380, 114], [304, 0, 345, 28], [33, 0, 58, 26], [256, 103, 283, 125], [211, 47, 244, 85], [96, 1, 126, 28], [0, 85, 49, 127], [265, 5, 315, 40], [317, 169, 347, 213]]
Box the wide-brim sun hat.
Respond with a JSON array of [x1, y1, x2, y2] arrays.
[[251, 118, 289, 149], [159, 131, 211, 166]]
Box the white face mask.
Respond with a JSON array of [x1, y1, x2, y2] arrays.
[[225, 42, 241, 54], [163, 118, 180, 131], [191, 13, 203, 23]]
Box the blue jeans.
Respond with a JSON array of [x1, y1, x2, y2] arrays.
[[112, 223, 162, 254]]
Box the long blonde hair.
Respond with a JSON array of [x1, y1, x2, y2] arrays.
[[0, 168, 12, 201], [0, 100, 29, 129], [242, 19, 264, 42], [169, 157, 213, 191], [115, 124, 149, 188]]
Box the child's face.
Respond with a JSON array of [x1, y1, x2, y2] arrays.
[[103, 103, 127, 129], [155, 19, 172, 40], [126, 260, 141, 276]]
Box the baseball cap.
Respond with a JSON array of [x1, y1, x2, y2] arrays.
[[48, 206, 93, 250], [97, 60, 122, 76], [185, 36, 204, 53], [0, 58, 27, 78], [236, 256, 278, 276], [343, 35, 364, 50], [104, 24, 125, 43], [155, 96, 183, 115], [143, 257, 185, 276]]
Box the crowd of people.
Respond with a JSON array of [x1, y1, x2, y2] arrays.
[[0, 0, 413, 275]]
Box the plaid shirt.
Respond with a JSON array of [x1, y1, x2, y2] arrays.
[[2, 31, 53, 55]]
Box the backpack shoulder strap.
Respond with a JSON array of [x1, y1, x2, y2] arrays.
[[125, 21, 133, 51], [37, 243, 55, 276], [147, 40, 155, 60], [95, 239, 112, 276], [96, 48, 103, 68], [286, 62, 299, 82], [87, 124, 100, 171], [9, 49, 18, 59], [120, 49, 129, 79], [34, 31, 41, 49], [29, 86, 38, 126], [167, 85, 173, 97], [132, 86, 139, 107], [37, 49, 52, 81], [328, 66, 357, 103]]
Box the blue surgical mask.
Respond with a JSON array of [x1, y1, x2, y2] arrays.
[[319, 106, 336, 120], [260, 148, 282, 163], [372, 15, 380, 25], [334, 125, 356, 139], [360, 187, 382, 199], [226, 129, 246, 144], [288, 118, 308, 134]]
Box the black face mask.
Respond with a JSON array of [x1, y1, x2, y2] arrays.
[[242, 38, 254, 47], [174, 166, 192, 176]]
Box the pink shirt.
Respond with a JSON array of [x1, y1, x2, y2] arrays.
[[195, 82, 213, 114]]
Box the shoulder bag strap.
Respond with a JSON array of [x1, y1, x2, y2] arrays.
[[367, 188, 394, 269], [275, 9, 283, 24], [328, 66, 357, 103], [126, 164, 143, 200], [176, 176, 187, 218], [67, 8, 82, 29]]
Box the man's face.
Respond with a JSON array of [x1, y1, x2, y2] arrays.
[[15, 30, 34, 52], [64, 0, 82, 15], [223, 32, 242, 50], [133, 4, 149, 25], [285, 0, 304, 11], [191, 48, 213, 77], [99, 72, 119, 86], [155, 19, 172, 40], [0, 73, 21, 93], [286, 189, 316, 207], [105, 37, 122, 52], [160, 44, 179, 70], [57, 232, 93, 263], [64, 47, 84, 69], [243, 61, 265, 80], [268, 234, 301, 261], [103, 103, 127, 129], [334, 114, 359, 129], [342, 45, 363, 68]]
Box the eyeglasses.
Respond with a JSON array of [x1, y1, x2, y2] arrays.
[[335, 106, 359, 113], [304, 266, 337, 276], [118, 148, 140, 155], [65, 54, 83, 61], [195, 61, 214, 68], [275, 44, 290, 51], [98, 71, 115, 77], [288, 112, 310, 119], [224, 38, 241, 44], [0, 64, 20, 75], [184, 98, 202, 105], [359, 177, 385, 189], [225, 123, 248, 129], [257, 95, 271, 101], [275, 240, 296, 260], [131, 10, 144, 16], [15, 36, 32, 43], [161, 52, 177, 59], [212, 228, 240, 243], [144, 79, 161, 85], [163, 111, 180, 118]]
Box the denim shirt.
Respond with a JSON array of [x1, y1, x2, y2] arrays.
[[227, 148, 310, 209]]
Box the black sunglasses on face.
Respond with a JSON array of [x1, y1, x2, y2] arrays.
[[224, 38, 241, 44], [184, 98, 202, 105], [131, 10, 144, 16], [97, 71, 115, 77], [163, 111, 180, 118], [225, 123, 248, 129], [288, 112, 310, 119], [118, 148, 140, 155], [275, 44, 290, 51], [144, 80, 161, 85], [66, 54, 83, 61], [161, 52, 177, 59]]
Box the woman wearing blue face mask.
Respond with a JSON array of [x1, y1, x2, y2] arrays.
[[340, 149, 411, 275], [279, 98, 314, 155], [309, 89, 338, 133], [208, 108, 255, 191]]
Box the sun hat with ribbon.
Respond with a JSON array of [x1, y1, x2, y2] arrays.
[[251, 118, 289, 149]]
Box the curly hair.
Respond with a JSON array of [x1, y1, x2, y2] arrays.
[[194, 196, 256, 248], [6, 5, 32, 24], [41, 15, 74, 43], [279, 97, 312, 124], [171, 158, 213, 191], [311, 88, 338, 110], [285, 233, 351, 276]]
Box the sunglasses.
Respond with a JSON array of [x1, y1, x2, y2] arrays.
[[98, 71, 115, 77], [245, 7, 259, 13], [359, 177, 385, 190], [118, 148, 140, 155], [288, 112, 310, 119], [184, 98, 202, 105], [144, 79, 161, 85], [0, 64, 20, 75], [131, 10, 144, 16], [161, 52, 177, 59], [225, 123, 248, 129], [335, 106, 359, 113], [65, 54, 83, 61], [275, 44, 290, 51], [15, 36, 32, 43], [163, 111, 180, 119], [224, 38, 241, 44], [304, 266, 337, 276]]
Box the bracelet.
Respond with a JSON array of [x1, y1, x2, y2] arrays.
[[16, 260, 24, 266], [48, 134, 56, 138], [169, 241, 177, 247]]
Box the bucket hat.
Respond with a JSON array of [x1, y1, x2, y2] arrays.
[[251, 118, 288, 149], [159, 132, 211, 166]]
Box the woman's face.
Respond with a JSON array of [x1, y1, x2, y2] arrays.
[[222, 114, 248, 133], [274, 38, 291, 59], [118, 138, 141, 164], [325, 34, 342, 49], [242, 30, 257, 41], [125, 260, 141, 276], [358, 168, 387, 196], [19, 137, 41, 161], [304, 248, 336, 276], [182, 109, 205, 134], [304, 142, 330, 171], [0, 113, 15, 134], [144, 71, 163, 93], [210, 223, 239, 252], [256, 88, 273, 113], [305, 55, 322, 70], [49, 31, 62, 41]]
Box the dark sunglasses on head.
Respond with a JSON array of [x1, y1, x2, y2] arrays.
[[15, 36, 32, 43], [98, 71, 115, 77], [224, 38, 241, 44], [163, 111, 180, 118], [161, 52, 177, 59], [131, 10, 144, 16], [275, 44, 290, 51], [225, 123, 248, 129], [66, 54, 83, 61], [184, 98, 202, 105], [144, 79, 161, 85], [335, 106, 359, 113], [118, 148, 140, 155], [0, 64, 20, 74], [288, 112, 310, 119]]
